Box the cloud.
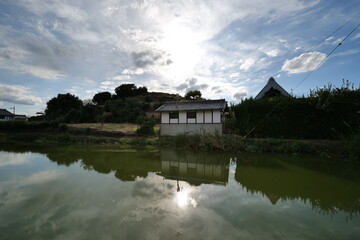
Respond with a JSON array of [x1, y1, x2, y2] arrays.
[[122, 68, 145, 75], [108, 75, 131, 81], [281, 52, 327, 74], [352, 33, 360, 40], [175, 78, 209, 92], [0, 83, 42, 105], [265, 49, 280, 57], [239, 58, 256, 71], [233, 92, 247, 100], [0, 154, 29, 167], [131, 50, 172, 68]]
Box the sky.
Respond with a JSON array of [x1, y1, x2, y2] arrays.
[[0, 0, 359, 116]]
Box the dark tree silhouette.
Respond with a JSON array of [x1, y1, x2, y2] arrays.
[[185, 90, 202, 100], [45, 93, 83, 121], [115, 84, 148, 98], [92, 92, 111, 105]]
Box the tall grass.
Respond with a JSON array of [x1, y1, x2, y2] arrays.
[[0, 120, 60, 131]]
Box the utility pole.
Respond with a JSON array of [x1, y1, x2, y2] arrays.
[[9, 106, 15, 114]]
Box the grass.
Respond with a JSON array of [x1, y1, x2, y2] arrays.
[[1, 122, 356, 160], [67, 123, 160, 135]]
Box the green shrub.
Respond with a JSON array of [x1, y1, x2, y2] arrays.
[[58, 123, 68, 132], [348, 133, 360, 160], [136, 117, 155, 136]]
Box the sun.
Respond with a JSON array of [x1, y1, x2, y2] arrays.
[[158, 23, 204, 81]]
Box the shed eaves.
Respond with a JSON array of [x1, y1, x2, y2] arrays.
[[156, 99, 226, 112]]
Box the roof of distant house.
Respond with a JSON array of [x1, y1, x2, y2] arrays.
[[14, 114, 27, 119], [0, 109, 14, 116], [254, 77, 290, 100], [156, 99, 227, 112]]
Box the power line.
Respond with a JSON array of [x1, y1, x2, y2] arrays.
[[241, 20, 360, 140]]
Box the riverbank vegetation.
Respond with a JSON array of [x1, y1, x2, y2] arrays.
[[231, 80, 360, 140], [1, 80, 359, 160]]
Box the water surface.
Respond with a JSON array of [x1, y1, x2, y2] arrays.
[[0, 144, 359, 239]]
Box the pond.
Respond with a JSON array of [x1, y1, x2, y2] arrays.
[[0, 144, 359, 239]]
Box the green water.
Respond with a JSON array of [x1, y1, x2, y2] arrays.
[[0, 144, 359, 240]]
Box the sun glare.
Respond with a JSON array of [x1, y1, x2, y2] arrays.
[[176, 190, 189, 207], [159, 24, 204, 80]]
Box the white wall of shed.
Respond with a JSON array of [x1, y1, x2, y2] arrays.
[[161, 112, 169, 124], [204, 110, 212, 123], [196, 111, 204, 123], [179, 111, 186, 123], [213, 110, 221, 123]]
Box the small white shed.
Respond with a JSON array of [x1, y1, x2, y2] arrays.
[[155, 99, 227, 136]]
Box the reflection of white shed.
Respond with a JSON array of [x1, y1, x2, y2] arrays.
[[155, 99, 227, 136]]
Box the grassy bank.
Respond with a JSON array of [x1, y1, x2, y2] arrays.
[[0, 121, 358, 160], [1, 129, 358, 160], [158, 134, 358, 160]]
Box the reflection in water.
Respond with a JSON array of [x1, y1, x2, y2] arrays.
[[175, 180, 197, 208], [160, 149, 229, 186], [0, 144, 360, 219], [1, 144, 360, 239], [235, 156, 360, 219]]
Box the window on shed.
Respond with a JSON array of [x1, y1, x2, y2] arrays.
[[169, 111, 179, 119], [187, 111, 196, 119]]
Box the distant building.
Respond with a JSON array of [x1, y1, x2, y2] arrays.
[[254, 77, 290, 100], [0, 109, 27, 121], [155, 99, 227, 136], [0, 109, 14, 121], [13, 115, 27, 121]]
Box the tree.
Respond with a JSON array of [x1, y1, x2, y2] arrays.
[[92, 92, 111, 105], [45, 93, 83, 121], [104, 98, 145, 123], [81, 100, 99, 123], [115, 84, 148, 98], [115, 84, 137, 98], [185, 90, 202, 100]]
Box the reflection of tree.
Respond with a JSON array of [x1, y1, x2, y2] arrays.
[[235, 157, 360, 219]]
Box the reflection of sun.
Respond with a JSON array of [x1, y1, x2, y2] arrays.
[[176, 190, 189, 207]]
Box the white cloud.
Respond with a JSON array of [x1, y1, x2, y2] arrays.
[[0, 153, 29, 167], [240, 58, 256, 71], [122, 68, 145, 75], [109, 75, 131, 81], [24, 170, 64, 185], [281, 52, 327, 74], [0, 83, 42, 105], [229, 72, 241, 78], [352, 33, 360, 40], [333, 49, 360, 57], [265, 49, 280, 57], [22, 65, 66, 79], [101, 81, 113, 86]]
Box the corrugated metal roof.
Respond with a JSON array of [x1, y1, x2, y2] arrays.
[[0, 109, 13, 116], [155, 99, 227, 112]]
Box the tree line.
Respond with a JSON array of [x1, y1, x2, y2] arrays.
[[230, 80, 360, 140], [35, 84, 203, 124]]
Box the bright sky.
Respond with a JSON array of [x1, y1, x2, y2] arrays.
[[0, 0, 359, 115]]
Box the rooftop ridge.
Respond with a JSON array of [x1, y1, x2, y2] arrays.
[[162, 99, 225, 104]]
